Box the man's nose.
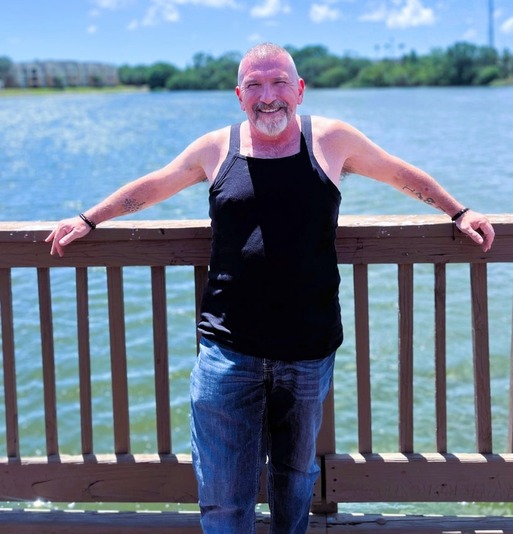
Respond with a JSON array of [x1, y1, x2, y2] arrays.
[[260, 83, 275, 104]]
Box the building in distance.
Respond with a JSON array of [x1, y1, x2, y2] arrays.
[[5, 60, 119, 89]]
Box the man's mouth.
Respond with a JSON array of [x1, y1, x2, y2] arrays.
[[255, 102, 286, 114], [258, 108, 281, 114]]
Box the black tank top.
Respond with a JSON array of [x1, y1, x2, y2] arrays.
[[198, 115, 343, 361]]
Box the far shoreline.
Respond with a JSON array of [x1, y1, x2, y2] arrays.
[[0, 85, 149, 97]]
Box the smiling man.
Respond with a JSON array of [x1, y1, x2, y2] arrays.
[[47, 43, 494, 534]]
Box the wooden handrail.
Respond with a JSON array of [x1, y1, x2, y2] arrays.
[[1, 214, 513, 529]]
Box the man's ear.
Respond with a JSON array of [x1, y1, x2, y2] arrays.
[[297, 78, 305, 104], [235, 86, 245, 111]]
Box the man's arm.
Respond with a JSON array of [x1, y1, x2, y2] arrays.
[[340, 123, 495, 252], [46, 133, 214, 257]]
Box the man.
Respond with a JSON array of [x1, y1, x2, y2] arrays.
[[46, 43, 494, 534]]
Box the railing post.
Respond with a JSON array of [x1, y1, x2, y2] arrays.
[[311, 385, 337, 515], [470, 263, 492, 453], [508, 297, 513, 452]]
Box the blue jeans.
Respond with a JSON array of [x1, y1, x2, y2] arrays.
[[190, 337, 335, 534]]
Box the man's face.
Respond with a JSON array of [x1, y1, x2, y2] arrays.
[[236, 53, 305, 137]]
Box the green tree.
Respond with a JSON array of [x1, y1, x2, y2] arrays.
[[148, 62, 179, 90], [118, 64, 152, 86], [117, 42, 512, 91]]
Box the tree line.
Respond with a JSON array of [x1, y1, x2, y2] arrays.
[[2, 42, 512, 91], [118, 42, 513, 90]]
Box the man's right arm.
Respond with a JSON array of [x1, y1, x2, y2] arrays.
[[46, 132, 217, 257]]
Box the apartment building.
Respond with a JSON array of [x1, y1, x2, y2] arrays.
[[6, 60, 119, 88]]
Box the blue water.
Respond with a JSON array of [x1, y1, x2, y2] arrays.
[[1, 87, 513, 515]]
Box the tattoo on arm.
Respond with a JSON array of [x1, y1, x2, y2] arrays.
[[123, 198, 146, 213], [402, 186, 440, 209]]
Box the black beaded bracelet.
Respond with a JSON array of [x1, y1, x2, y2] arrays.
[[451, 207, 469, 222], [79, 213, 96, 230]]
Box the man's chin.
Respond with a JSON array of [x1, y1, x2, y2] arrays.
[[255, 116, 288, 137]]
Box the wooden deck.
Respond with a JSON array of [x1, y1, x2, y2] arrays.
[[2, 510, 513, 533], [1, 214, 513, 532]]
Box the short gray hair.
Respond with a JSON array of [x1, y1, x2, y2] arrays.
[[238, 43, 299, 85]]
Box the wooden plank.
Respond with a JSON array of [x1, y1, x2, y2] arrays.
[[76, 267, 93, 455], [2, 510, 513, 534], [37, 267, 59, 456], [326, 452, 513, 502], [1, 234, 507, 268], [0, 510, 204, 534], [0, 510, 329, 534], [327, 513, 513, 533], [3, 214, 513, 242], [353, 264, 372, 453], [151, 266, 171, 455], [470, 263, 492, 454], [0, 268, 20, 458], [1, 216, 513, 268], [0, 454, 197, 503], [434, 263, 447, 453], [106, 267, 130, 455], [313, 387, 337, 512], [509, 299, 513, 453], [398, 264, 414, 453]]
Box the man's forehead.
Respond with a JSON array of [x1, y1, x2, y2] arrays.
[[240, 59, 293, 82]]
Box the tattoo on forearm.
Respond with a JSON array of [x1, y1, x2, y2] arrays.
[[402, 186, 439, 208], [123, 198, 146, 213]]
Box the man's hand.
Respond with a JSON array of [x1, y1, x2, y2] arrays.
[[455, 210, 495, 252], [45, 216, 92, 257]]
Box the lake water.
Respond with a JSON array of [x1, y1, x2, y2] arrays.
[[1, 86, 513, 516]]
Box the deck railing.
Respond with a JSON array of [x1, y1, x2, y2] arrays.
[[1, 214, 513, 533]]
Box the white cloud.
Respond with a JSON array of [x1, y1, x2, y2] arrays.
[[116, 0, 239, 28], [87, 25, 98, 34], [310, 3, 340, 23], [360, 2, 388, 23], [173, 0, 238, 6], [501, 17, 513, 34], [142, 0, 180, 25], [361, 0, 435, 29], [92, 0, 133, 9], [248, 32, 264, 43], [462, 27, 477, 40], [250, 0, 291, 18]]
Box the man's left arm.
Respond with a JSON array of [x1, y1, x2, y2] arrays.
[[341, 124, 495, 252]]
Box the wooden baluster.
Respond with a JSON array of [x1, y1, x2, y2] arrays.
[[434, 263, 447, 453], [107, 266, 130, 455], [151, 266, 171, 455], [76, 267, 93, 455], [37, 267, 59, 457], [470, 263, 492, 453], [354, 264, 372, 453], [0, 268, 20, 458], [398, 264, 414, 453], [508, 297, 513, 452]]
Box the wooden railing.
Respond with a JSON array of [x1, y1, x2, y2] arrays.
[[1, 214, 513, 533]]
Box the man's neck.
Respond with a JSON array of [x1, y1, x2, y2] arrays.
[[241, 117, 301, 158]]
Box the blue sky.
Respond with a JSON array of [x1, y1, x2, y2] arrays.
[[1, 0, 512, 68]]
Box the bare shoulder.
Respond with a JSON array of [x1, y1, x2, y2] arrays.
[[188, 126, 230, 156], [310, 115, 362, 145], [182, 126, 231, 183], [307, 115, 363, 182]]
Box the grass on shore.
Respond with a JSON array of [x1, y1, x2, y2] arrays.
[[0, 85, 148, 97]]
